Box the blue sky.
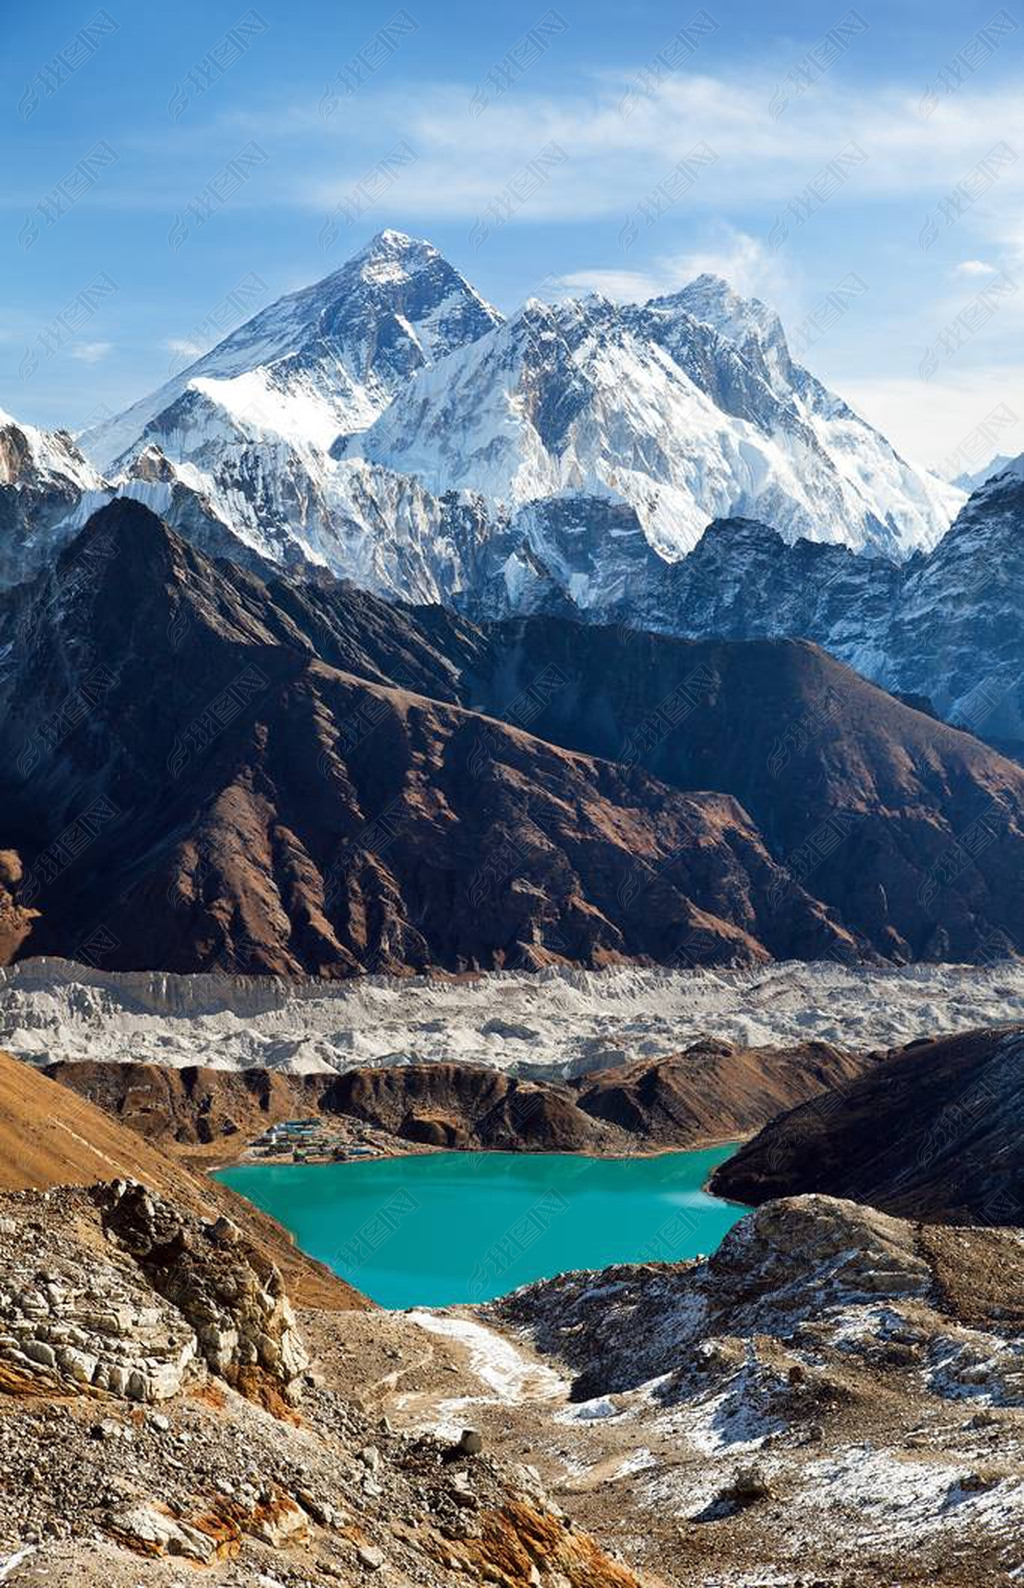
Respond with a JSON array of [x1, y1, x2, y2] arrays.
[[3, 0, 1023, 471]]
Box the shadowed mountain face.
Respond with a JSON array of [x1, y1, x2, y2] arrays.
[[590, 470, 1024, 749], [0, 501, 849, 976], [457, 619, 1024, 963], [710, 1025, 1024, 1226], [1, 498, 1023, 976]]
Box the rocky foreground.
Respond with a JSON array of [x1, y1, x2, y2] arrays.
[[0, 1177, 639, 1588], [0, 1174, 1021, 1587], [480, 1196, 1024, 1586]]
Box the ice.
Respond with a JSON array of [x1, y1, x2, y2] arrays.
[[3, 957, 1024, 1078]]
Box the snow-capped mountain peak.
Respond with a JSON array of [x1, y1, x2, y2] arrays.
[[79, 230, 503, 475], [0, 411, 111, 586], [338, 269, 961, 562], [0, 410, 102, 493], [948, 452, 1021, 493], [658, 272, 785, 345], [349, 226, 445, 279], [61, 232, 966, 605], [649, 273, 796, 396]]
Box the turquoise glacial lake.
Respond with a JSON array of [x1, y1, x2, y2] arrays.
[[218, 1146, 744, 1308]]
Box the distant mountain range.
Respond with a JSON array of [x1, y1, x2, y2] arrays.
[[69, 230, 959, 584], [594, 460, 1024, 745], [2, 498, 1024, 976], [949, 452, 1016, 493], [2, 230, 1023, 766], [4, 232, 1023, 749]]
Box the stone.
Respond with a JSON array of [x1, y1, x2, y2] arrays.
[[209, 1216, 242, 1246], [21, 1341, 56, 1370], [56, 1346, 98, 1384], [94, 1180, 309, 1402], [247, 1496, 309, 1547], [726, 1465, 772, 1505], [109, 1503, 217, 1563]]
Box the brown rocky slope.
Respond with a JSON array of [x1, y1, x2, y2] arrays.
[[0, 1046, 364, 1311], [44, 1036, 870, 1156], [3, 499, 1024, 973], [0, 501, 852, 976], [711, 1024, 1024, 1225], [274, 549, 1024, 961]]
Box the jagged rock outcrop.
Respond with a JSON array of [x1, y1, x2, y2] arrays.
[[0, 1179, 308, 1407], [0, 1186, 198, 1403], [495, 1193, 1024, 1403], [0, 852, 35, 961], [96, 1179, 309, 1403]]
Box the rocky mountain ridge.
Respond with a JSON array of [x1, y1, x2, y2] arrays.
[[70, 230, 957, 592], [4, 499, 1024, 974], [5, 391, 1023, 754], [43, 1037, 869, 1156], [2, 232, 961, 605], [597, 462, 1024, 746], [0, 504, 858, 976]]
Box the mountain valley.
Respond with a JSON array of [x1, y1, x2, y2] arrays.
[[2, 223, 1024, 1588]]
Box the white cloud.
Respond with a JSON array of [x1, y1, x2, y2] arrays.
[[840, 369, 1024, 473], [69, 342, 113, 364], [163, 336, 205, 359], [294, 74, 1024, 224], [560, 225, 799, 313], [954, 259, 998, 277]]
